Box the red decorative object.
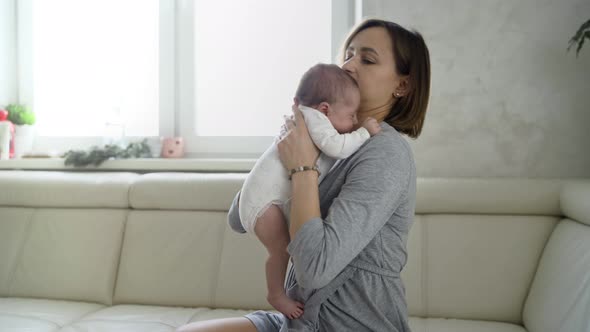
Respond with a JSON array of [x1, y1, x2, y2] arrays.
[[0, 109, 15, 159]]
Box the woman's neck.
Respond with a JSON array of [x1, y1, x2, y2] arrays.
[[358, 96, 396, 123]]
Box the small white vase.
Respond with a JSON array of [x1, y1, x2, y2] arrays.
[[14, 125, 35, 158]]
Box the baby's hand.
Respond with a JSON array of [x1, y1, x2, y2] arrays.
[[362, 117, 381, 136]]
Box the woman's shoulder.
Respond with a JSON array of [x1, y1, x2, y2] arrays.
[[358, 122, 414, 163]]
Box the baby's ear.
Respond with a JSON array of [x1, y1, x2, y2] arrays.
[[318, 102, 330, 115]]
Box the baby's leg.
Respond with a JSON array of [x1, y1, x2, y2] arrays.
[[254, 204, 304, 319]]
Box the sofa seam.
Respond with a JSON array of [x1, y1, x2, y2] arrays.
[[0, 311, 61, 327], [50, 304, 107, 330], [60, 317, 177, 329], [185, 308, 212, 326], [6, 207, 36, 296], [210, 218, 227, 308], [109, 208, 130, 306], [110, 178, 134, 305], [520, 216, 561, 323], [422, 215, 428, 317]]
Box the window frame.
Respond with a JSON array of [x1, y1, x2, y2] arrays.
[[15, 0, 359, 158]]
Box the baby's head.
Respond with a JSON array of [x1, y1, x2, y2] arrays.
[[295, 64, 360, 134]]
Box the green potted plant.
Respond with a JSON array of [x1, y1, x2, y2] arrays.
[[5, 104, 36, 158], [568, 18, 589, 56]]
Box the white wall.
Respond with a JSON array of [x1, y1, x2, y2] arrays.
[[0, 0, 16, 107], [365, 0, 590, 178]]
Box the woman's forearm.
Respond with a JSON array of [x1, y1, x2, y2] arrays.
[[289, 171, 321, 239]]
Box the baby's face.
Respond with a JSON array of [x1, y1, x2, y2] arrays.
[[327, 88, 361, 134]]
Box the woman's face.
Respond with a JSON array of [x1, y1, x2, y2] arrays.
[[342, 27, 402, 111]]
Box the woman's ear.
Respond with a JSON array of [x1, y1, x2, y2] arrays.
[[394, 75, 410, 97], [318, 102, 331, 115]]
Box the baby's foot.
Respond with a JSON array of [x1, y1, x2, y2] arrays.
[[268, 293, 304, 320]]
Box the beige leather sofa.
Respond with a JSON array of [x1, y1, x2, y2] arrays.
[[0, 170, 588, 332]]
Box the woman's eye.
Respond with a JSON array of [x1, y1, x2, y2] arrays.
[[362, 58, 375, 64], [345, 53, 353, 61]]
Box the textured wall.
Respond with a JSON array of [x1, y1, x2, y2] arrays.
[[365, 0, 590, 178]]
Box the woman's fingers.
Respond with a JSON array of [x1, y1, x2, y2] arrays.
[[275, 115, 294, 143], [285, 112, 296, 131], [292, 105, 305, 131], [277, 103, 319, 169], [285, 119, 295, 131]]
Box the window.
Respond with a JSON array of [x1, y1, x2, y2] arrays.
[[15, 0, 358, 157], [193, 0, 331, 137]]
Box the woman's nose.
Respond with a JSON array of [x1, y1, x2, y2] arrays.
[[342, 59, 356, 75]]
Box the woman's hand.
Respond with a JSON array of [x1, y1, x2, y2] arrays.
[[277, 104, 320, 170]]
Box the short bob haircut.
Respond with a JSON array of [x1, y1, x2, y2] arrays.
[[342, 19, 431, 139]]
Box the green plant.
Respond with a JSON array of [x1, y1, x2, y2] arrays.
[[6, 104, 36, 125], [63, 139, 152, 167], [568, 18, 590, 57]]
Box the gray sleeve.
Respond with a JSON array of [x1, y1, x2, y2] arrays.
[[286, 138, 411, 289], [227, 191, 246, 233]]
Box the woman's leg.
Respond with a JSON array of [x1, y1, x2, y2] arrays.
[[255, 204, 304, 319], [176, 317, 257, 332]]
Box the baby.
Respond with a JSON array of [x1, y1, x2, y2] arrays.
[[238, 63, 381, 319]]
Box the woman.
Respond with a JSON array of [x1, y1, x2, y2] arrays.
[[177, 18, 430, 332]]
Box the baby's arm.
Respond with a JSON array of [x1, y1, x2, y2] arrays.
[[300, 106, 375, 159]]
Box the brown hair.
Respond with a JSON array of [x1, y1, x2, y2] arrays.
[[295, 63, 359, 108], [342, 19, 431, 139]]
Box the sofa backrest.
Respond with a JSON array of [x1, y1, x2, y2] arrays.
[[0, 171, 587, 325], [0, 171, 138, 305], [523, 182, 590, 332], [112, 173, 270, 310], [404, 178, 564, 324]]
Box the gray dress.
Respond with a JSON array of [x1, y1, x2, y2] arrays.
[[228, 122, 416, 332]]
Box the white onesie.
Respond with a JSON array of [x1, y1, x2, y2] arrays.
[[238, 105, 371, 234]]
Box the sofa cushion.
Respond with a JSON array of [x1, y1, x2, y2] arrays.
[[415, 178, 564, 215], [401, 214, 557, 324], [0, 297, 103, 332], [7, 208, 126, 305], [0, 208, 34, 296], [0, 171, 137, 208], [560, 181, 590, 226], [523, 219, 590, 332], [409, 317, 526, 332], [114, 210, 227, 307], [129, 173, 245, 211], [213, 222, 270, 310], [58, 305, 253, 332]]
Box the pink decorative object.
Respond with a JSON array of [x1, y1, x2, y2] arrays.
[[0, 109, 15, 159], [161, 137, 184, 158]]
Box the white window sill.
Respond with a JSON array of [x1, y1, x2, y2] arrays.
[[0, 157, 256, 172]]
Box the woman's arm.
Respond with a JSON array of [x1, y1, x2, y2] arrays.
[[292, 146, 411, 289], [277, 106, 322, 239], [280, 111, 413, 289], [289, 170, 321, 239]]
